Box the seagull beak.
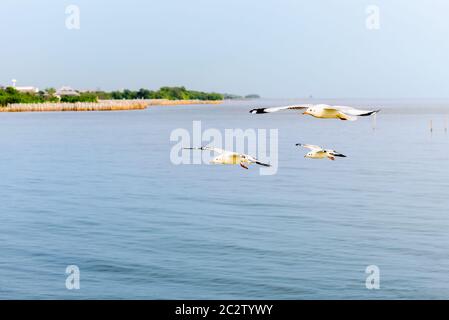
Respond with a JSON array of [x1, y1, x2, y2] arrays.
[[303, 111, 309, 115]]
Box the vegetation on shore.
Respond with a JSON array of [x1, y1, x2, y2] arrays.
[[1, 101, 148, 112], [101, 87, 223, 101], [1, 99, 222, 113], [1, 87, 55, 106], [0, 86, 223, 106]]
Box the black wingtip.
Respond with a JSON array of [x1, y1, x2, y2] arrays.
[[183, 147, 205, 151], [249, 108, 267, 114], [261, 164, 272, 167], [361, 109, 381, 116], [255, 161, 271, 167]]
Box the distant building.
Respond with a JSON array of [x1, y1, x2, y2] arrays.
[[5, 80, 39, 93], [56, 86, 80, 97], [15, 86, 39, 93]]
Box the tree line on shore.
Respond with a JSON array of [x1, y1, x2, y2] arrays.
[[0, 86, 224, 106], [102, 87, 223, 101]]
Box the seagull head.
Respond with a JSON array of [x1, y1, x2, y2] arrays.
[[210, 156, 221, 164], [303, 107, 313, 116]]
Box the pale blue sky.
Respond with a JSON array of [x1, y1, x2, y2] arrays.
[[1, 0, 448, 98]]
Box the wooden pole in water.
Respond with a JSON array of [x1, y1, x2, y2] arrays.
[[445, 116, 448, 134], [430, 119, 433, 133], [372, 113, 377, 131]]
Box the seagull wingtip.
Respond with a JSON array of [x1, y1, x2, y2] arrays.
[[249, 107, 267, 114]]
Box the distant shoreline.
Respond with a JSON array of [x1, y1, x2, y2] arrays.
[[0, 99, 222, 112]]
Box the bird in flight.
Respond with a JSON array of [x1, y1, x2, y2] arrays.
[[249, 104, 380, 121], [296, 143, 347, 161], [183, 147, 271, 170]]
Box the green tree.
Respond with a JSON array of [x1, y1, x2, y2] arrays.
[[45, 88, 56, 96]]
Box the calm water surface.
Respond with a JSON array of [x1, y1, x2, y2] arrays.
[[0, 100, 448, 299]]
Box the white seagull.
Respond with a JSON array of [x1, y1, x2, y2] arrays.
[[296, 143, 347, 161], [249, 104, 380, 121], [183, 147, 271, 170]]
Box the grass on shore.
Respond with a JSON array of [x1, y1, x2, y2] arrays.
[[0, 99, 222, 112]]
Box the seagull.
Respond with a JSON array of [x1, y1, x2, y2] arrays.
[[249, 104, 380, 121], [183, 147, 271, 169], [296, 143, 347, 161]]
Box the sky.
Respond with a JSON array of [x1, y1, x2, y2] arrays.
[[1, 0, 449, 98]]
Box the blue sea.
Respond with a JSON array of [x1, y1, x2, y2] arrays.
[[1, 99, 448, 299]]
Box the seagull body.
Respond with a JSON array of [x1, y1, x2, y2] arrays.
[[296, 143, 347, 161], [184, 147, 271, 169], [250, 104, 380, 121]]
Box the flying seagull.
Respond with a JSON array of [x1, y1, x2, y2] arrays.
[[183, 147, 271, 169], [250, 104, 380, 121], [296, 143, 347, 161]]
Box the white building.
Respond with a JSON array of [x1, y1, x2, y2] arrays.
[[15, 86, 39, 93], [56, 86, 80, 97], [8, 80, 39, 93]]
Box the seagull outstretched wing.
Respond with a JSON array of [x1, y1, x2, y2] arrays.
[[183, 146, 229, 154], [249, 105, 311, 114], [326, 106, 381, 117], [295, 143, 323, 151]]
